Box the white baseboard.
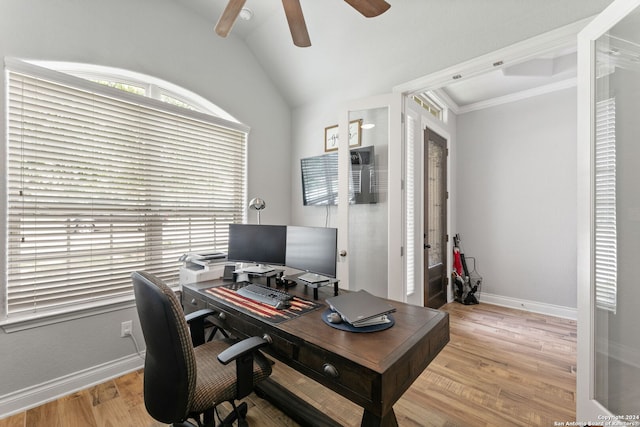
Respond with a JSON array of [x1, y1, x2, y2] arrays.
[[0, 352, 144, 418], [480, 292, 577, 320]]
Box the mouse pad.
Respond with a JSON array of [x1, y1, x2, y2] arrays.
[[321, 308, 395, 333], [205, 283, 321, 324]]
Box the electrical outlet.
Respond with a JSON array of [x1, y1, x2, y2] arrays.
[[120, 320, 132, 337]]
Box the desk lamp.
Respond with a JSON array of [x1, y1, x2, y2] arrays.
[[248, 197, 266, 224]]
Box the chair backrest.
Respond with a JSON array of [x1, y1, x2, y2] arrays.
[[131, 271, 197, 423]]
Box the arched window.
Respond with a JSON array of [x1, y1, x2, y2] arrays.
[[3, 59, 248, 322]]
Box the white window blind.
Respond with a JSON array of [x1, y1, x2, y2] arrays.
[[405, 113, 416, 296], [6, 65, 247, 318], [594, 98, 617, 313]]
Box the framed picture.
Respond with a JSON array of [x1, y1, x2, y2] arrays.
[[349, 119, 362, 148], [324, 119, 362, 152], [324, 124, 339, 152]]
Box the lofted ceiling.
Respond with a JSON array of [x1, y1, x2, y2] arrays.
[[173, 0, 281, 39], [171, 0, 608, 109]]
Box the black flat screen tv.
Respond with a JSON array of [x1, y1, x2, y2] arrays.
[[285, 225, 337, 283], [300, 146, 376, 206]]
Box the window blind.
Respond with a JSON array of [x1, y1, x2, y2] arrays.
[[594, 98, 617, 313], [6, 66, 247, 318], [405, 113, 416, 296]]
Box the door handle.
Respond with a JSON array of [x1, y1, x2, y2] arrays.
[[424, 244, 431, 249], [339, 250, 347, 257]]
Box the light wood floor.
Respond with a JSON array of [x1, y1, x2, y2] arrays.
[[0, 303, 577, 427]]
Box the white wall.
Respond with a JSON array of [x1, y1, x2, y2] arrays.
[[290, 97, 343, 228], [456, 87, 578, 309], [0, 0, 290, 410]]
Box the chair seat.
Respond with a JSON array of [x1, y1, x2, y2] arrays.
[[190, 339, 273, 413]]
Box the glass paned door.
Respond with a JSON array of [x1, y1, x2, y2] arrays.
[[336, 94, 402, 299], [424, 128, 447, 309], [577, 0, 640, 420], [347, 106, 389, 297]]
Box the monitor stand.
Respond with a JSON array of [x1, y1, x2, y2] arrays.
[[298, 272, 330, 284], [242, 264, 275, 274]]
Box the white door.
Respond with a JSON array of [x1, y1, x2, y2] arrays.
[[336, 94, 403, 300], [577, 0, 640, 420]]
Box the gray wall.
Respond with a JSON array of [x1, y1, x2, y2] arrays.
[[0, 0, 290, 403], [456, 87, 578, 308]]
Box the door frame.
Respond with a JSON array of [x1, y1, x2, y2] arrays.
[[404, 98, 453, 307], [576, 0, 640, 420], [423, 126, 448, 309]]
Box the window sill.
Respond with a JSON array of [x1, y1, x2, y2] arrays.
[[1, 285, 180, 333]]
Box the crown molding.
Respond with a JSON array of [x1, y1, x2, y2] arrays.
[[394, 16, 591, 96], [456, 77, 577, 114]]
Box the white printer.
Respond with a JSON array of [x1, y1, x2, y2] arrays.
[[179, 252, 227, 286]]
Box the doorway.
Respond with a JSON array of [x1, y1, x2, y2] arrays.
[[424, 127, 448, 309]]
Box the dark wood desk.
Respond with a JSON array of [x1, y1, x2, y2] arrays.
[[182, 280, 449, 427]]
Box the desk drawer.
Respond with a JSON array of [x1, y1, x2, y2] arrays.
[[183, 290, 207, 314], [211, 306, 296, 361], [297, 342, 376, 404]]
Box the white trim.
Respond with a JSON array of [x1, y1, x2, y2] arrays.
[[1, 299, 135, 332], [0, 352, 144, 418], [457, 78, 577, 114], [480, 292, 577, 320], [393, 17, 591, 96], [1, 287, 180, 333]]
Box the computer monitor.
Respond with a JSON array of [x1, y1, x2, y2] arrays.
[[227, 224, 287, 274], [285, 226, 337, 283]]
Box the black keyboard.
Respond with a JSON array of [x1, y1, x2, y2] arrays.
[[236, 283, 292, 309]]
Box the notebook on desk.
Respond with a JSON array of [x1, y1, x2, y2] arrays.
[[326, 290, 396, 327]]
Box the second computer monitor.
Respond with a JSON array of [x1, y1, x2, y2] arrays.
[[285, 226, 337, 283]]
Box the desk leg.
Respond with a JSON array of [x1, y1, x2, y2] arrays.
[[361, 408, 399, 427], [255, 378, 342, 427]]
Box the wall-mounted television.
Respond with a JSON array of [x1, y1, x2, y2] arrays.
[[300, 145, 376, 206]]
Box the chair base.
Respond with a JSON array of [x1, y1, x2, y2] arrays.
[[220, 401, 248, 427], [171, 402, 247, 427]]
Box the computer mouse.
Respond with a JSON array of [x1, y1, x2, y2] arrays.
[[327, 312, 342, 324]]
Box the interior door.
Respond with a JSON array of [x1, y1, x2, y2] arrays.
[[423, 127, 447, 309], [577, 0, 640, 420], [336, 94, 402, 299]]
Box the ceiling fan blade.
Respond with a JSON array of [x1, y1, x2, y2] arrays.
[[282, 0, 311, 47], [215, 0, 247, 37], [344, 0, 391, 18]]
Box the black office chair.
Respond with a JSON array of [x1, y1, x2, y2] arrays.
[[131, 271, 272, 427]]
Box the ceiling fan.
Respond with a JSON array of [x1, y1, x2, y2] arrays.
[[215, 0, 391, 47]]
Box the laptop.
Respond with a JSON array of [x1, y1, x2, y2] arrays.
[[326, 290, 396, 327]]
